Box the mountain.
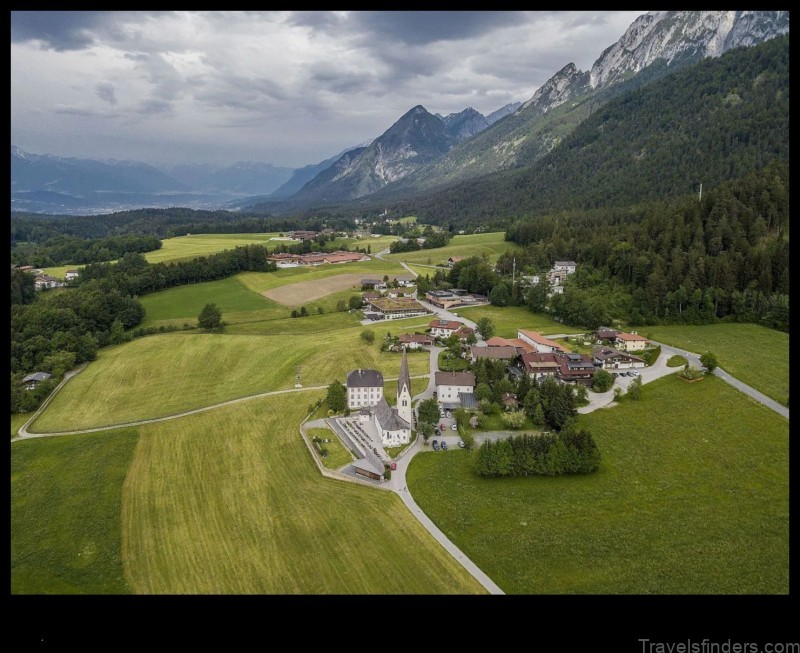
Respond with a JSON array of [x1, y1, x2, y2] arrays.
[[165, 161, 294, 195], [485, 102, 522, 126], [286, 105, 457, 204], [366, 10, 790, 199], [398, 33, 789, 225], [440, 108, 489, 142], [267, 145, 367, 199]]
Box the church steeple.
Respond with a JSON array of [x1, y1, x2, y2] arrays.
[[397, 347, 413, 426]]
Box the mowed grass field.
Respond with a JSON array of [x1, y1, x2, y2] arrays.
[[456, 304, 584, 338], [383, 232, 520, 266], [11, 413, 33, 438], [407, 375, 788, 594], [122, 393, 485, 594], [30, 330, 431, 433], [11, 428, 139, 593], [643, 323, 789, 406]]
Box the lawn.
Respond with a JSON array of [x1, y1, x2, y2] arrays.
[[306, 427, 354, 470], [642, 323, 789, 406], [11, 412, 33, 438], [141, 232, 283, 264], [406, 374, 788, 594], [30, 328, 432, 432], [383, 232, 520, 266], [11, 428, 139, 593], [456, 304, 584, 338], [122, 392, 485, 594]]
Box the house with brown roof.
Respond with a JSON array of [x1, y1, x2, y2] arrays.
[[429, 319, 463, 338], [556, 353, 597, 386], [435, 371, 476, 407], [485, 336, 537, 354], [593, 347, 646, 369], [447, 256, 463, 267], [615, 332, 649, 352], [517, 329, 568, 354], [596, 327, 620, 341], [520, 352, 561, 381], [399, 333, 434, 349], [501, 393, 520, 411], [453, 325, 475, 342], [470, 346, 518, 363]]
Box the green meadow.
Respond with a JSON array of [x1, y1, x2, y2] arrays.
[[456, 304, 584, 338], [306, 427, 354, 470], [643, 323, 789, 406], [30, 329, 431, 432], [11, 428, 139, 593], [11, 413, 33, 439], [122, 393, 485, 593], [407, 375, 788, 594], [384, 232, 520, 266]]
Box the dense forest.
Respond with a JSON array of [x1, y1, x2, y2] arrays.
[[498, 161, 789, 331], [10, 233, 162, 268], [396, 34, 789, 227]]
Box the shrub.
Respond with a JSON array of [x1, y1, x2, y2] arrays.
[[640, 345, 662, 366], [592, 369, 614, 393], [667, 355, 688, 367]]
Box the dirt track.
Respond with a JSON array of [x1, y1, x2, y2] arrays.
[[261, 273, 365, 306]]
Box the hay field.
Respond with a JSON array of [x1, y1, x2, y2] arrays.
[[122, 393, 485, 594], [262, 273, 366, 306]]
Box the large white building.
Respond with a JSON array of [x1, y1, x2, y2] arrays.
[[435, 370, 476, 408], [346, 369, 384, 409]]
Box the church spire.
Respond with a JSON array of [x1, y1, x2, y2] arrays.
[[398, 347, 411, 398]]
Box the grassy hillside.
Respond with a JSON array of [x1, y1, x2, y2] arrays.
[[122, 392, 485, 594], [643, 323, 789, 406], [384, 232, 519, 266], [30, 329, 431, 432], [407, 374, 788, 594], [11, 428, 139, 593]]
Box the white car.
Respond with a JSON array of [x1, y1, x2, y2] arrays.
[[630, 370, 640, 376], [451, 423, 458, 431]]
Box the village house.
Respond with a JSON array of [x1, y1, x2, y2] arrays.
[[596, 327, 620, 342], [520, 352, 561, 381], [392, 275, 415, 287], [435, 370, 476, 408], [556, 353, 597, 386], [362, 291, 382, 303], [485, 336, 537, 355], [361, 279, 387, 290], [65, 269, 80, 281], [287, 230, 318, 241], [546, 260, 577, 295], [447, 256, 463, 267], [346, 368, 384, 409], [517, 329, 569, 354], [593, 347, 647, 370], [429, 319, 463, 339], [501, 393, 520, 411], [22, 371, 52, 390], [34, 274, 63, 290], [398, 333, 434, 349], [267, 253, 303, 267], [615, 332, 650, 352]]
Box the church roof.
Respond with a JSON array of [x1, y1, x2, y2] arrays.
[[374, 396, 410, 432]]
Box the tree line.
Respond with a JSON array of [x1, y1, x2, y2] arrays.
[[11, 233, 162, 268]]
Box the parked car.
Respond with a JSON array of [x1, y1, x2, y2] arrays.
[[441, 441, 448, 451], [457, 440, 466, 449], [445, 411, 452, 418], [451, 423, 458, 431], [630, 370, 640, 376], [432, 440, 439, 451], [434, 427, 440, 436]]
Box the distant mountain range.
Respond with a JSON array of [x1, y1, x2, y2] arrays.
[[11, 10, 788, 217]]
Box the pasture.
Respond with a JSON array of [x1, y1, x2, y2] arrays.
[[11, 428, 139, 593], [407, 375, 788, 594], [122, 392, 485, 593], [11, 413, 32, 439], [455, 304, 584, 338], [643, 323, 789, 406], [30, 329, 431, 432], [262, 273, 365, 306], [383, 232, 520, 266]]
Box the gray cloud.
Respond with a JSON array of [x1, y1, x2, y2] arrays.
[[95, 82, 117, 104]]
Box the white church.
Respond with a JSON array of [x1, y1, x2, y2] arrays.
[[350, 350, 413, 447]]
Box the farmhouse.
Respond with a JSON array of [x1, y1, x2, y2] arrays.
[[22, 371, 52, 390], [34, 274, 63, 290], [517, 329, 569, 354], [556, 353, 597, 386], [287, 230, 318, 241], [65, 269, 80, 280], [399, 333, 434, 349], [366, 297, 429, 320], [596, 327, 620, 341], [546, 260, 577, 294], [593, 347, 646, 369], [486, 336, 537, 355], [470, 345, 518, 362], [268, 253, 303, 267], [435, 370, 476, 408], [448, 256, 463, 267], [454, 325, 475, 342], [320, 251, 370, 264], [346, 368, 384, 409], [615, 332, 650, 352], [429, 319, 463, 338], [392, 275, 415, 287], [520, 352, 561, 381]]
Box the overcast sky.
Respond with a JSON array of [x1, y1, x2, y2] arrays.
[[11, 10, 644, 169]]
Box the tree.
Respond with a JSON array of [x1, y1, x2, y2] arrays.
[[475, 317, 495, 341], [699, 352, 718, 373], [418, 421, 434, 443], [475, 382, 493, 402], [417, 397, 440, 425], [592, 369, 614, 393], [198, 303, 222, 331], [349, 295, 363, 310], [336, 299, 347, 312], [300, 306, 308, 317], [627, 375, 643, 400], [466, 331, 478, 346], [502, 410, 526, 429], [360, 329, 375, 344], [326, 380, 346, 413]]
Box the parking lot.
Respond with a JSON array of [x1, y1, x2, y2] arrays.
[[429, 409, 463, 451]]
